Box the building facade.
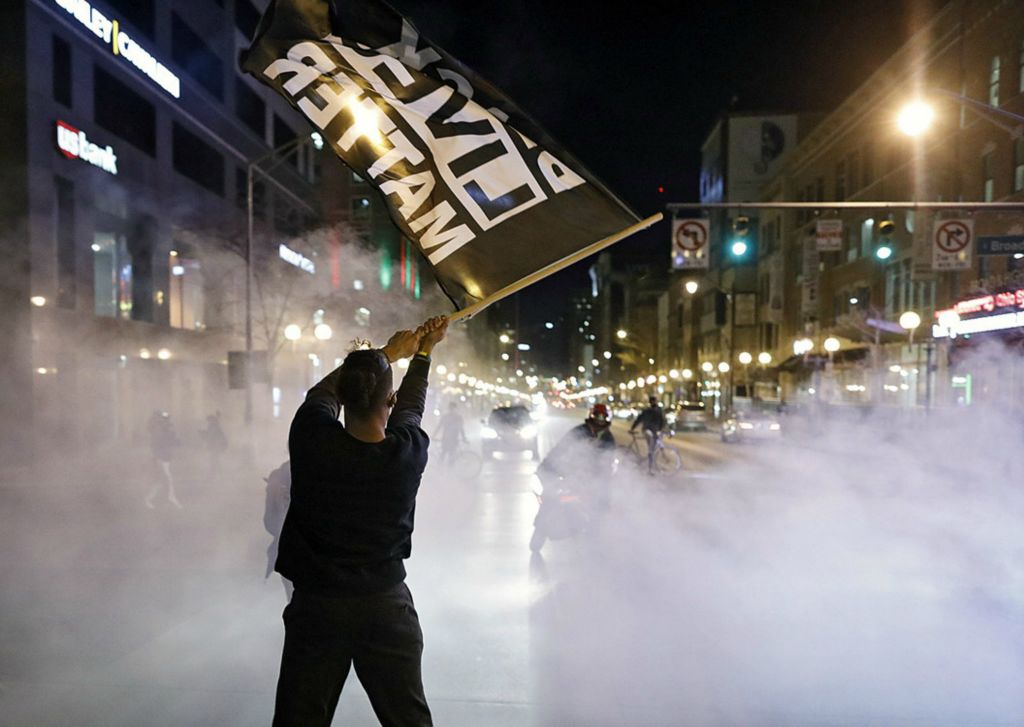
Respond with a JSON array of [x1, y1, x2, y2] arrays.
[[0, 0, 425, 466], [761, 0, 1024, 408]]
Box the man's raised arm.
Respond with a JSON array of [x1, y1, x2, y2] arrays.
[[388, 317, 448, 430]]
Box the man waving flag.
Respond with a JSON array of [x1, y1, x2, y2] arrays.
[[241, 0, 652, 315]]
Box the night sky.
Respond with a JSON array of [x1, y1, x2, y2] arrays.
[[392, 0, 946, 325]]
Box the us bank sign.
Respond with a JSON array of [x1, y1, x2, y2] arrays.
[[52, 0, 181, 99], [56, 120, 118, 175]]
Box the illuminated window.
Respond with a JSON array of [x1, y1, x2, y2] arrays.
[[982, 152, 995, 202], [1020, 40, 1024, 93], [1014, 138, 1024, 193], [168, 253, 205, 330], [93, 232, 131, 319], [989, 55, 1001, 107]]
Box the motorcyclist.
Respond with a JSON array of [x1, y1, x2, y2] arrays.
[[630, 395, 666, 474], [537, 402, 617, 508]]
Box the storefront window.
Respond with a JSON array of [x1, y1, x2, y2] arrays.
[[93, 232, 131, 318], [168, 251, 205, 330]]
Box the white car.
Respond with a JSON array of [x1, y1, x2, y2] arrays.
[[720, 410, 782, 443]]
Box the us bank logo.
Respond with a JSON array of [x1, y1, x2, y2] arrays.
[[56, 120, 118, 175], [52, 0, 181, 99]]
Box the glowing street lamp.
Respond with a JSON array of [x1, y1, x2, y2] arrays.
[[701, 361, 713, 373], [616, 329, 628, 339], [314, 323, 333, 341], [284, 324, 302, 341], [738, 351, 753, 365], [899, 311, 921, 331], [684, 280, 699, 295], [896, 100, 935, 137], [900, 310, 922, 345], [758, 352, 772, 366], [823, 337, 841, 353], [499, 333, 511, 344], [682, 368, 693, 380], [794, 338, 814, 356], [718, 362, 730, 374]]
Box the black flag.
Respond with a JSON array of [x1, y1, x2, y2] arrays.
[[241, 0, 639, 310]]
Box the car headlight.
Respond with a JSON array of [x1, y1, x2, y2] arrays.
[[520, 425, 538, 439], [482, 426, 498, 439], [738, 422, 755, 430]]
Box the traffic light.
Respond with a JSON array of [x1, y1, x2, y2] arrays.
[[875, 219, 895, 260], [728, 215, 753, 261]]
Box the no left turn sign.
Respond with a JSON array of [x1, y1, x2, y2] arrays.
[[671, 217, 710, 270], [674, 220, 708, 251]]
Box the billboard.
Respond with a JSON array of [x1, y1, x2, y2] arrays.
[[726, 115, 798, 202]]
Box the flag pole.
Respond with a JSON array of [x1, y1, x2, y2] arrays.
[[448, 213, 663, 323]]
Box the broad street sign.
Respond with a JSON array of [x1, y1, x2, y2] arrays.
[[977, 235, 1024, 256]]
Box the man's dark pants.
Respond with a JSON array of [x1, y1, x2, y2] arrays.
[[273, 582, 432, 727]]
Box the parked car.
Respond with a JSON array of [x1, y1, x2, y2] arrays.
[[720, 408, 783, 443], [669, 401, 711, 431], [482, 405, 539, 459]]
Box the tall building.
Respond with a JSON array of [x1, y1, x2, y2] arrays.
[[0, 0, 426, 465]]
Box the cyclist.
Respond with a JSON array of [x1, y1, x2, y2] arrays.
[[434, 401, 467, 465], [630, 395, 666, 474]]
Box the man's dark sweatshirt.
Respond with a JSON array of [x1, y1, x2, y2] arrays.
[[275, 355, 430, 595]]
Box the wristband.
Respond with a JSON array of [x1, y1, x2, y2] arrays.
[[414, 351, 431, 360]]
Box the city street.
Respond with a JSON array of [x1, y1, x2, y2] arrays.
[[2, 410, 1021, 726]]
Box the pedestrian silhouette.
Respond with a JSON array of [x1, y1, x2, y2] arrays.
[[145, 411, 182, 508]]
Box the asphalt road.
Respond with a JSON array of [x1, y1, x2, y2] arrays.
[[1, 410, 1020, 726]]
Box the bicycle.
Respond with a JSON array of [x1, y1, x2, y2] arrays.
[[626, 430, 682, 475], [439, 441, 483, 478]]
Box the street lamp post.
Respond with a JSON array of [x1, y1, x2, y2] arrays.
[[245, 133, 322, 424]]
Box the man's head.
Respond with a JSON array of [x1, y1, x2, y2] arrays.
[[586, 403, 611, 431], [648, 395, 658, 407], [337, 349, 396, 419]]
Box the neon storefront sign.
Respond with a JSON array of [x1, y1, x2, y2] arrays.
[[933, 287, 1024, 338]]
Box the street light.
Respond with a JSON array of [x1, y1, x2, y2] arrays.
[[246, 132, 322, 424], [794, 338, 814, 356], [314, 323, 333, 341], [738, 351, 753, 365], [603, 351, 612, 359], [899, 311, 921, 331], [718, 362, 730, 374], [684, 280, 699, 295], [823, 337, 841, 354], [616, 329, 628, 339], [284, 324, 302, 341], [900, 310, 921, 346], [499, 333, 511, 344], [758, 352, 772, 365], [701, 361, 714, 373], [682, 369, 693, 380], [896, 100, 935, 137]]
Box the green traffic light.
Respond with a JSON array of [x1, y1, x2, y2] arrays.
[[730, 240, 749, 257], [875, 244, 893, 260]]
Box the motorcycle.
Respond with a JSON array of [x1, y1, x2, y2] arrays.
[[529, 457, 617, 553]]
